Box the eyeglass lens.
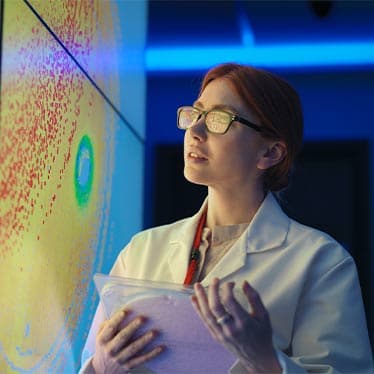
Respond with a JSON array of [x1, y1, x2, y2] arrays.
[[178, 107, 231, 134], [206, 111, 231, 133]]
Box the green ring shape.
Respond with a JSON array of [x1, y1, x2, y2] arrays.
[[74, 135, 94, 208]]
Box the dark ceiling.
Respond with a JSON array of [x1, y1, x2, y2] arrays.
[[147, 1, 374, 46]]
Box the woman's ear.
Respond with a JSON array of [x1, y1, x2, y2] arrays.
[[257, 141, 287, 170]]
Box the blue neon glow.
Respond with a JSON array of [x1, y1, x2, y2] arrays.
[[146, 42, 374, 71], [238, 10, 255, 46]]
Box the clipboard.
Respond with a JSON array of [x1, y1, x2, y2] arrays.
[[94, 273, 236, 373]]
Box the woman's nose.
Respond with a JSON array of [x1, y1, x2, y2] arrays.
[[188, 116, 207, 141]]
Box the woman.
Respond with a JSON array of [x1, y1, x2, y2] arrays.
[[80, 63, 373, 373]]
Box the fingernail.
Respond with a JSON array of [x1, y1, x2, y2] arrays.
[[148, 330, 157, 338], [137, 316, 146, 325], [157, 345, 166, 353], [242, 280, 250, 289]]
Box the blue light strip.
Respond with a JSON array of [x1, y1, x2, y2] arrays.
[[145, 42, 374, 71]]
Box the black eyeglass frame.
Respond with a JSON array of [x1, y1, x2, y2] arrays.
[[177, 106, 263, 135]]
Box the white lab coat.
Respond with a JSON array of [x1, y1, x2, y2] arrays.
[[80, 193, 373, 373]]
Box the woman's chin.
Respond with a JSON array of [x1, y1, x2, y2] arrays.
[[183, 170, 210, 186]]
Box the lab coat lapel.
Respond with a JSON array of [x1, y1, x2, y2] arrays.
[[166, 194, 289, 285], [202, 233, 248, 285], [202, 193, 289, 285]]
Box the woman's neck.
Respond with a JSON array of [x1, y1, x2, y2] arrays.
[[206, 185, 265, 229]]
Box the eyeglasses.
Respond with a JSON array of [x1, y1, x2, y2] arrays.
[[177, 106, 263, 135]]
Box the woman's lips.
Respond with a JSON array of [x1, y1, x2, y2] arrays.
[[187, 151, 208, 162]]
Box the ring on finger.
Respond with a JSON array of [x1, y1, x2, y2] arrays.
[[216, 313, 232, 325]]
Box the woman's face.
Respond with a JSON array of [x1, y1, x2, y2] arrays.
[[184, 78, 269, 192]]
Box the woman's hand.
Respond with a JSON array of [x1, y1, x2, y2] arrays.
[[92, 308, 165, 373], [191, 278, 281, 374]]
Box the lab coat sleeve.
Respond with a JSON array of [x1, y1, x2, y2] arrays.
[[78, 302, 106, 373], [230, 256, 372, 374], [79, 247, 129, 373], [280, 256, 373, 373]]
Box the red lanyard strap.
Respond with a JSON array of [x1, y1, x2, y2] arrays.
[[183, 209, 207, 285]]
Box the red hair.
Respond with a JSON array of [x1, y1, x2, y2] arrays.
[[200, 63, 304, 191]]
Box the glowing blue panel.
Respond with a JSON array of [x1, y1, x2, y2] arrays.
[[146, 42, 374, 71]]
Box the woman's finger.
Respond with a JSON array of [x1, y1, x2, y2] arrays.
[[193, 283, 211, 318], [208, 278, 229, 320], [108, 316, 147, 355], [243, 281, 268, 321], [117, 329, 161, 364], [98, 308, 131, 344], [191, 294, 219, 332], [191, 295, 202, 316], [120, 342, 166, 371], [193, 284, 222, 339], [218, 281, 251, 331]]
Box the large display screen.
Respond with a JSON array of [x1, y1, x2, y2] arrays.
[[0, 0, 146, 371]]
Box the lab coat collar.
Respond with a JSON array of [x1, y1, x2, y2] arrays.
[[245, 192, 290, 253], [167, 193, 290, 284]]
